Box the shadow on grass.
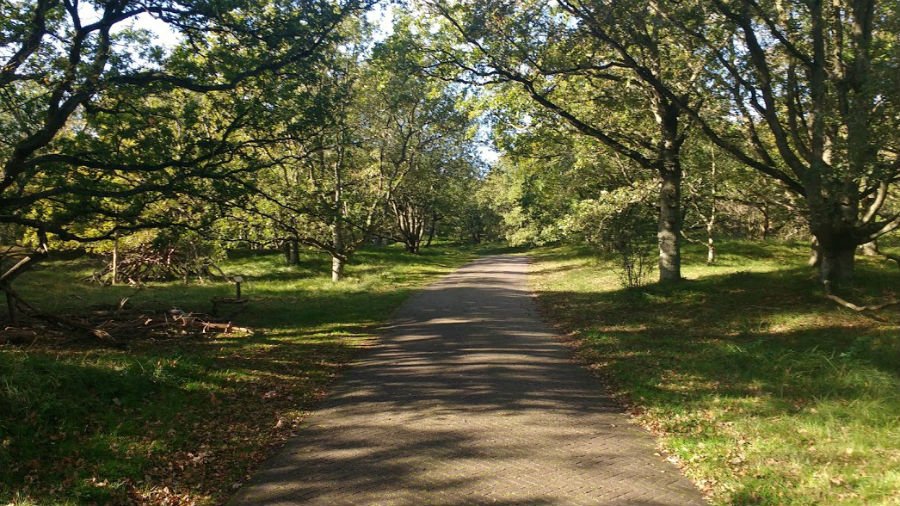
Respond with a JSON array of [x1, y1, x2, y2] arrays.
[[538, 262, 900, 385], [0, 245, 483, 503], [532, 244, 900, 504]]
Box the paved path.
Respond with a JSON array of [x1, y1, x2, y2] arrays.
[[229, 255, 705, 505]]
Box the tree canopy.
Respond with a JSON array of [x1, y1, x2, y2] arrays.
[[1, 0, 898, 297]]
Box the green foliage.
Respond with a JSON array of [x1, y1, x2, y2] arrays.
[[0, 0, 367, 247], [563, 183, 658, 287]]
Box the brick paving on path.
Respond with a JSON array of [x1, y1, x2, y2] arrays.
[[228, 255, 705, 505]]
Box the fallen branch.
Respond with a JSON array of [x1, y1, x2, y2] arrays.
[[13, 292, 117, 343], [824, 288, 900, 312]]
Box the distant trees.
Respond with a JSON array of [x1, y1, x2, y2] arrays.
[[426, 0, 709, 282], [225, 20, 483, 279]]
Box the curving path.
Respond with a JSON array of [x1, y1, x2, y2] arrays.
[[229, 255, 705, 505]]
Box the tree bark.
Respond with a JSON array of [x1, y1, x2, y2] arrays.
[[288, 238, 300, 265], [653, 94, 683, 283], [331, 254, 345, 282], [331, 221, 345, 282], [111, 234, 119, 285], [706, 221, 716, 265], [425, 212, 438, 247], [658, 167, 682, 282], [706, 147, 717, 265], [819, 243, 856, 287], [806, 237, 819, 267]]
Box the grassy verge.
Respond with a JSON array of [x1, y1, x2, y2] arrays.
[[530, 241, 900, 505], [0, 245, 483, 505]]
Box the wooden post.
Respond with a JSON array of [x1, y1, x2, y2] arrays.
[[233, 276, 243, 300], [111, 234, 119, 285]]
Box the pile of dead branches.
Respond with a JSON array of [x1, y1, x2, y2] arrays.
[[1, 306, 252, 346], [90, 308, 253, 340], [90, 245, 225, 285]]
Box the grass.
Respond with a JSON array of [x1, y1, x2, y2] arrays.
[[0, 244, 487, 505], [530, 240, 900, 505]]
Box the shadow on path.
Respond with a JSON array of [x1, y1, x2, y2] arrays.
[[228, 256, 705, 505]]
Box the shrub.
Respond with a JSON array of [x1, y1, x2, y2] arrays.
[[563, 184, 658, 287]]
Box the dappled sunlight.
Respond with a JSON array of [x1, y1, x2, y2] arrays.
[[232, 254, 702, 505], [1, 246, 479, 503], [531, 242, 900, 504]]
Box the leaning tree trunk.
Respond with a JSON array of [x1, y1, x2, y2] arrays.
[[1, 237, 49, 322]]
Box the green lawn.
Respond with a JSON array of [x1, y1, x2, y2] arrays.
[[530, 241, 900, 505], [0, 245, 484, 505]]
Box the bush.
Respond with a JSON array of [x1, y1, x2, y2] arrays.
[[563, 184, 658, 287]]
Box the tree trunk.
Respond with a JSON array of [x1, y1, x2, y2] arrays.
[[425, 213, 438, 248], [761, 203, 771, 240], [654, 96, 683, 283], [331, 255, 345, 282], [111, 234, 119, 285], [819, 243, 855, 287], [331, 220, 345, 282], [706, 147, 717, 265], [658, 168, 682, 282], [808, 237, 821, 267], [807, 187, 861, 286], [288, 239, 300, 265]]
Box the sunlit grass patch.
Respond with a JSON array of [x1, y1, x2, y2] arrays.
[[0, 244, 484, 504], [531, 240, 900, 505]]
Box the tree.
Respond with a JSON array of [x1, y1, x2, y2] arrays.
[[230, 24, 462, 280], [671, 0, 900, 285], [228, 51, 391, 282], [371, 22, 482, 253], [0, 0, 370, 310], [424, 0, 711, 282]]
